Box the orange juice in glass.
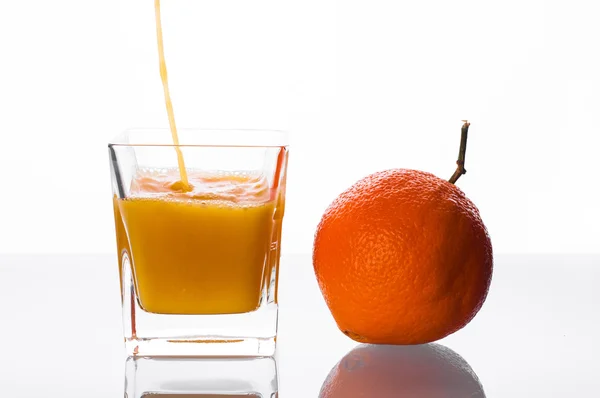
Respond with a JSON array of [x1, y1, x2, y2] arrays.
[[109, 129, 288, 357]]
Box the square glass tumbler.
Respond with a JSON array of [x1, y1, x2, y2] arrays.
[[108, 129, 289, 357]]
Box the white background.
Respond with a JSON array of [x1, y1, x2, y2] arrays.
[[1, 0, 599, 255]]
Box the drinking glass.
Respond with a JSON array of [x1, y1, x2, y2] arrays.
[[109, 129, 288, 357]]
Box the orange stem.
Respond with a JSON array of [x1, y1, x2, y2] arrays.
[[449, 121, 470, 184]]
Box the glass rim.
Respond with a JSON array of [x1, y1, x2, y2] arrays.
[[108, 128, 289, 148]]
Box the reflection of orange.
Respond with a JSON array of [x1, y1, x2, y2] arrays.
[[313, 169, 493, 344], [319, 344, 485, 398]]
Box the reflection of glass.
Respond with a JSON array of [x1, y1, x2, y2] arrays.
[[125, 356, 278, 397], [109, 129, 288, 357], [319, 344, 485, 398]]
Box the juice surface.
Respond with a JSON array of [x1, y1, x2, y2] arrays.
[[115, 169, 277, 315]]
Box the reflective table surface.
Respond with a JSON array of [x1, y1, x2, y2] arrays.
[[0, 254, 598, 397]]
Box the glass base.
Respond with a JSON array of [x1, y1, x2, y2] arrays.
[[125, 356, 278, 397], [126, 337, 276, 357], [122, 253, 278, 357]]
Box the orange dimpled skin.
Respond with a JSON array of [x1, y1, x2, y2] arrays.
[[313, 169, 493, 345]]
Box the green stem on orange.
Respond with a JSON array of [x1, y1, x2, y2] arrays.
[[449, 120, 470, 184]]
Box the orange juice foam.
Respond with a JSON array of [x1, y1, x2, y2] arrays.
[[114, 169, 277, 315]]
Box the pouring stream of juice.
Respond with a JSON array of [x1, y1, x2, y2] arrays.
[[154, 0, 190, 190]]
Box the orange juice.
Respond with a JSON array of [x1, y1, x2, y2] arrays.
[[112, 2, 284, 317], [114, 169, 278, 315]]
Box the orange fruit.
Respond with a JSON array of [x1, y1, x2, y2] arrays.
[[319, 343, 486, 397], [313, 169, 493, 344]]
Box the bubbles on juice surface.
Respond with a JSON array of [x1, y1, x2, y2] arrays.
[[129, 168, 271, 205]]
